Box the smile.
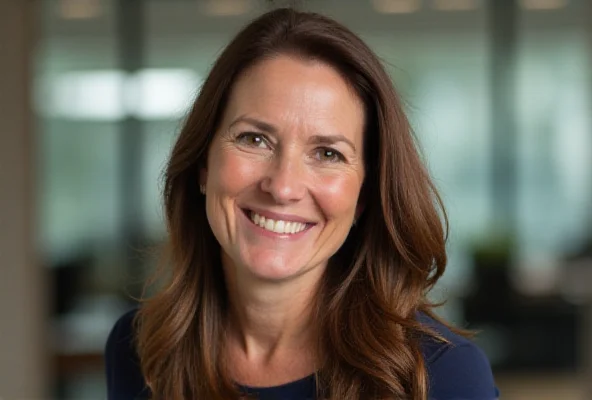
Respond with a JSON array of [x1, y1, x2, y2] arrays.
[[245, 210, 311, 235]]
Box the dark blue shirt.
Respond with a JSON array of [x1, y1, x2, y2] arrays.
[[105, 310, 499, 399]]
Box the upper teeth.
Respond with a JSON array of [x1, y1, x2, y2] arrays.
[[250, 212, 308, 234]]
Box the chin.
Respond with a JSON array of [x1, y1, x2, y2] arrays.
[[221, 239, 329, 284], [244, 257, 305, 282]]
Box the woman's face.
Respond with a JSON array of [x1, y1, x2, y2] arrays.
[[203, 55, 365, 284]]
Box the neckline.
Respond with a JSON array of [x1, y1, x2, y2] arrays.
[[237, 373, 316, 396]]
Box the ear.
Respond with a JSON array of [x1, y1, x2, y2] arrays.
[[199, 166, 208, 195], [199, 166, 208, 187]]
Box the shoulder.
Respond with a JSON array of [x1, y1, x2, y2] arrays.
[[105, 309, 149, 400], [417, 313, 500, 400]]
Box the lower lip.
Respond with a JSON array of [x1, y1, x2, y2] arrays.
[[240, 208, 314, 240]]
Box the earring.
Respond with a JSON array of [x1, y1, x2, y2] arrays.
[[200, 184, 206, 195], [353, 217, 357, 226]]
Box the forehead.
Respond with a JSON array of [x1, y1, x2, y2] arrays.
[[222, 55, 365, 141]]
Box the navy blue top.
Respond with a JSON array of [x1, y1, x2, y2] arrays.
[[105, 310, 499, 399]]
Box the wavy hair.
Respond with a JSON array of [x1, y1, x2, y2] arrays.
[[136, 7, 456, 400]]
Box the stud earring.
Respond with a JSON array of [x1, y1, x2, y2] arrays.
[[200, 184, 206, 195]]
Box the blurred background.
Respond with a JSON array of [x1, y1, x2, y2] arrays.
[[1, 0, 591, 399]]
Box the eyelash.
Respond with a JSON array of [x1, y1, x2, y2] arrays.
[[235, 132, 346, 163], [235, 132, 269, 148], [315, 147, 345, 163]]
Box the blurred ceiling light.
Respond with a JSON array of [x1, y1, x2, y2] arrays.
[[199, 0, 254, 16], [47, 71, 126, 120], [432, 0, 477, 11], [127, 69, 202, 120], [58, 0, 102, 19], [39, 69, 201, 121], [372, 0, 421, 14], [520, 0, 568, 10]]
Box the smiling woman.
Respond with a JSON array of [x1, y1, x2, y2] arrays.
[[206, 56, 365, 284], [105, 7, 498, 400]]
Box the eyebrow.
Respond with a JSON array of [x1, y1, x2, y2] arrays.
[[229, 116, 277, 134], [308, 134, 357, 152], [229, 115, 357, 152]]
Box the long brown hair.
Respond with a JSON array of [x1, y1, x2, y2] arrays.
[[136, 7, 455, 399]]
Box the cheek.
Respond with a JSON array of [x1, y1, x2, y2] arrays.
[[210, 149, 262, 194], [314, 172, 361, 218]]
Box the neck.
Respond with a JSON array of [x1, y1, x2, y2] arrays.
[[223, 256, 323, 364]]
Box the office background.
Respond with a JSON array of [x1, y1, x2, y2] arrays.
[[1, 0, 591, 399]]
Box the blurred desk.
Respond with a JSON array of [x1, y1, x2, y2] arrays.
[[465, 292, 580, 372], [51, 295, 132, 398], [495, 372, 584, 400]]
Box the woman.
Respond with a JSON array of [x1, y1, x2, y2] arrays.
[[106, 7, 498, 400]]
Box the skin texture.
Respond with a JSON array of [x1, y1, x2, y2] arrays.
[[200, 55, 366, 385]]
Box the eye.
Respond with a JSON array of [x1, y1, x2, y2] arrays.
[[236, 132, 269, 149], [315, 147, 345, 163]]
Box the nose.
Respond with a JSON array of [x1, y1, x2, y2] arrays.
[[260, 153, 307, 204]]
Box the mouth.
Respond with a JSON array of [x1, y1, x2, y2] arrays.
[[241, 208, 314, 235]]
